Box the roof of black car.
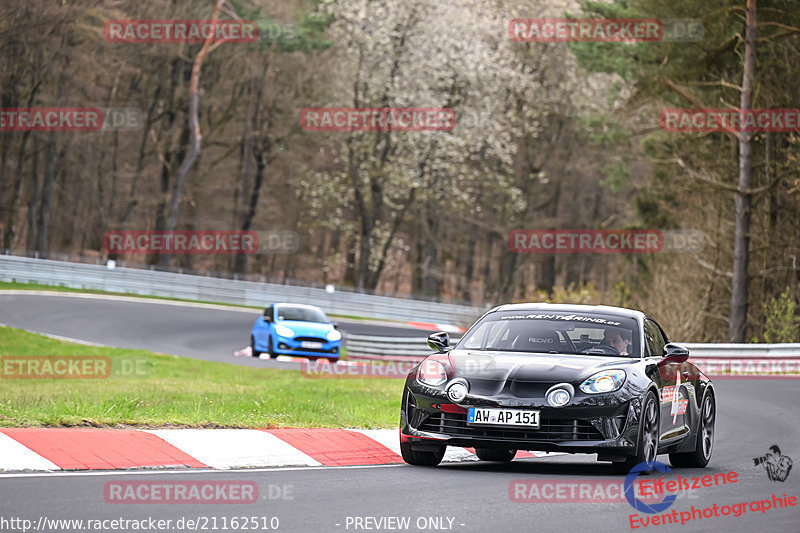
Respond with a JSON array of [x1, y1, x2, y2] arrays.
[[489, 303, 646, 321]]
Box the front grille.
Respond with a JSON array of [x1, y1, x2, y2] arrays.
[[288, 347, 335, 354], [418, 412, 604, 441], [294, 337, 328, 343]]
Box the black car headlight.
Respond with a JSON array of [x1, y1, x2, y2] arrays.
[[417, 360, 448, 387], [579, 370, 626, 394]]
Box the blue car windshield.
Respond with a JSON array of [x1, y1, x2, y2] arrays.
[[456, 311, 640, 357], [276, 306, 328, 323]]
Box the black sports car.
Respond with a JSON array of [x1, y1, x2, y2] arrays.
[[400, 303, 715, 473]]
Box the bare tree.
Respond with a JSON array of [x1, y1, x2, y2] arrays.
[[730, 0, 757, 341], [160, 0, 226, 266]]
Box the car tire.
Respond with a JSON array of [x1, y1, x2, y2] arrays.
[[474, 448, 516, 462], [250, 335, 262, 358], [669, 391, 715, 468], [612, 390, 660, 474], [400, 440, 445, 467], [267, 335, 278, 359], [326, 358, 338, 364]]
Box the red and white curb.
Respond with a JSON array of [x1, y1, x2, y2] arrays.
[[407, 322, 466, 334], [0, 428, 559, 472]]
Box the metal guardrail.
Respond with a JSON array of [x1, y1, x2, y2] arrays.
[[681, 343, 800, 357], [0, 255, 486, 324], [4, 255, 798, 362], [345, 335, 800, 361], [345, 334, 462, 359]]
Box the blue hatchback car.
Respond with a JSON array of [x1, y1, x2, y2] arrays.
[[251, 303, 341, 361]]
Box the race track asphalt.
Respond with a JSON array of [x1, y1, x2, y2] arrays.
[[0, 292, 798, 532], [0, 292, 433, 368]]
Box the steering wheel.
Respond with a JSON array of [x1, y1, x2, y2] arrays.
[[581, 344, 620, 355]]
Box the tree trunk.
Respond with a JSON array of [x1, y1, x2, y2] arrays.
[[2, 131, 30, 250], [234, 59, 271, 275], [163, 0, 226, 254], [0, 125, 12, 222], [419, 198, 441, 297], [26, 136, 39, 251], [36, 132, 58, 258], [343, 235, 357, 287], [365, 186, 416, 290], [729, 0, 756, 342], [234, 143, 268, 274], [120, 82, 161, 231], [461, 227, 478, 303], [150, 60, 184, 266]]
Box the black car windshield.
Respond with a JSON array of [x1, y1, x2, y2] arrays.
[[456, 310, 640, 357], [276, 306, 329, 323]]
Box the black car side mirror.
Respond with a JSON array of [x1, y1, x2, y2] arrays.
[[263, 309, 273, 322], [662, 343, 690, 363], [427, 331, 451, 353]]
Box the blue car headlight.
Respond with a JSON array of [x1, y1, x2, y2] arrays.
[[579, 370, 626, 394], [326, 330, 342, 342], [274, 325, 295, 338]]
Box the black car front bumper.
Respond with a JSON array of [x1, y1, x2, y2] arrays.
[[400, 387, 643, 457]]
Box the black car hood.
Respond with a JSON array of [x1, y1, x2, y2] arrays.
[[447, 348, 636, 386]]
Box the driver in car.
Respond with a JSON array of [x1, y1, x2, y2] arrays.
[[601, 327, 631, 355]]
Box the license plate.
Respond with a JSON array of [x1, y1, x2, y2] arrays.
[[467, 408, 540, 428], [300, 341, 324, 349]]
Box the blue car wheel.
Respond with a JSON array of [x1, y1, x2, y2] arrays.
[[250, 335, 261, 358]]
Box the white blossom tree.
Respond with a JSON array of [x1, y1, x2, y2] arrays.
[[304, 0, 617, 293]]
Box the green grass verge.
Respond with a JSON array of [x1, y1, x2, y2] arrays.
[[0, 326, 402, 429]]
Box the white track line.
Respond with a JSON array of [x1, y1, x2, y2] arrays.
[[0, 463, 407, 479]]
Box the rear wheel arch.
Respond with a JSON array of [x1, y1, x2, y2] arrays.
[[669, 388, 715, 468]]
